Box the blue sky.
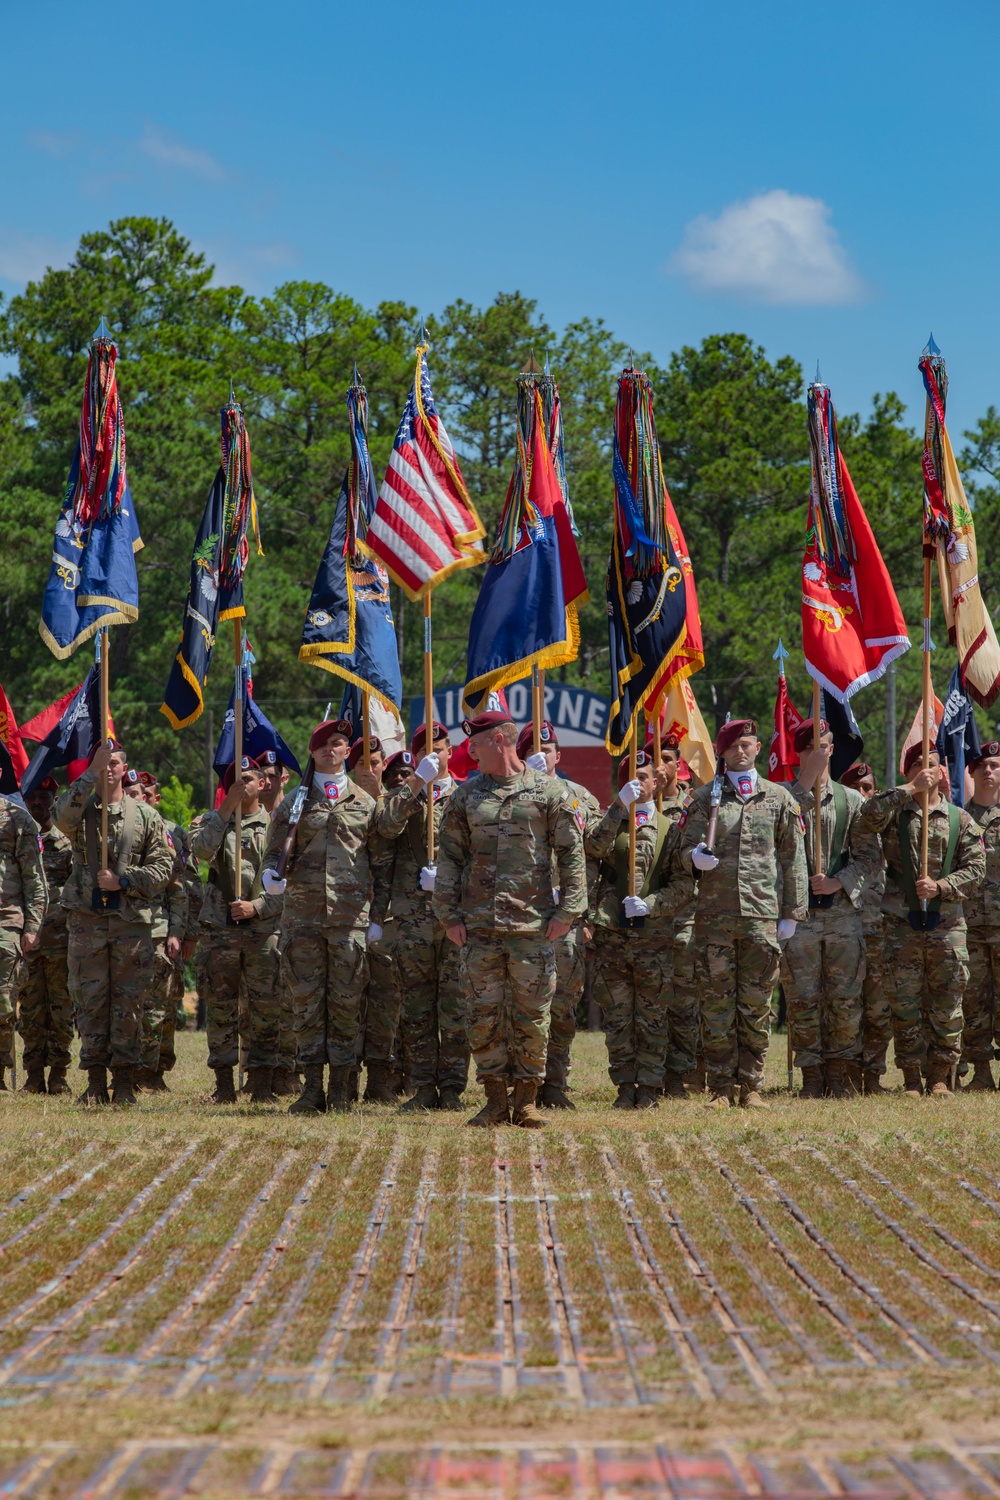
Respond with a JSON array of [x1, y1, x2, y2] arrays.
[[2, 0, 998, 441]]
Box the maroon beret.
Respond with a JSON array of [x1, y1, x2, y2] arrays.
[[461, 709, 515, 737], [969, 742, 1000, 773], [515, 720, 557, 758], [136, 770, 158, 787], [123, 769, 141, 786], [644, 731, 680, 756], [902, 742, 939, 777], [257, 748, 281, 770], [34, 776, 59, 795], [309, 718, 353, 753], [618, 748, 653, 787], [791, 717, 830, 754], [410, 720, 449, 756], [87, 738, 123, 765], [840, 761, 875, 790], [221, 754, 262, 793], [384, 750, 414, 776], [347, 735, 383, 772], [715, 719, 757, 755]]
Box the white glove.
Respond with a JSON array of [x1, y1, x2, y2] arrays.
[[691, 843, 719, 872], [623, 895, 649, 919], [618, 779, 641, 808], [525, 751, 547, 772], [777, 919, 797, 943], [419, 864, 437, 891], [551, 887, 560, 905], [415, 753, 440, 784], [367, 922, 383, 944], [261, 870, 286, 895]]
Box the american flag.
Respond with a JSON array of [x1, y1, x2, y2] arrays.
[[366, 348, 485, 599]]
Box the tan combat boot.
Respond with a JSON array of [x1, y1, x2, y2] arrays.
[[400, 1084, 438, 1113], [437, 1086, 466, 1111], [539, 1081, 575, 1110], [612, 1082, 637, 1110], [862, 1068, 886, 1095], [663, 1072, 688, 1100], [926, 1059, 954, 1098], [901, 1064, 924, 1097], [288, 1064, 326, 1115], [466, 1076, 510, 1127], [363, 1062, 397, 1104], [79, 1066, 110, 1106], [271, 1067, 301, 1098], [799, 1065, 824, 1099], [704, 1087, 734, 1110], [635, 1085, 660, 1110], [210, 1066, 237, 1104], [966, 1063, 996, 1091], [511, 1079, 546, 1129], [327, 1065, 354, 1113], [739, 1083, 771, 1110], [825, 1060, 851, 1100]]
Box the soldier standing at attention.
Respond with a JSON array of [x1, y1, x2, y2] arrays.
[[517, 719, 600, 1109], [839, 762, 892, 1094], [346, 733, 398, 1104], [433, 708, 587, 1129], [191, 755, 284, 1104], [261, 718, 384, 1114], [783, 719, 869, 1099], [954, 742, 1000, 1091], [54, 740, 172, 1106], [17, 777, 73, 1094], [679, 718, 808, 1110], [646, 732, 699, 1096], [859, 744, 984, 1097], [259, 752, 290, 819], [0, 756, 46, 1091], [375, 722, 469, 1112], [588, 749, 696, 1108], [139, 772, 199, 1056]]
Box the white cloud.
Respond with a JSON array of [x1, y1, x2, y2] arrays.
[[670, 189, 864, 306], [139, 127, 227, 183]]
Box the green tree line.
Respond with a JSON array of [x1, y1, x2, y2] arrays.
[[3, 215, 1000, 803]]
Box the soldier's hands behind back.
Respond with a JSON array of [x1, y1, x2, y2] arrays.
[[691, 843, 719, 872], [623, 895, 649, 919], [419, 864, 437, 891], [618, 779, 642, 808]]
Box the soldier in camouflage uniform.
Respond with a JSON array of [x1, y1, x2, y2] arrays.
[[0, 756, 46, 1091], [517, 720, 601, 1109], [955, 741, 1000, 1091], [259, 750, 290, 820], [840, 762, 893, 1094], [647, 733, 698, 1094], [139, 773, 200, 1061], [860, 744, 985, 1097], [679, 718, 808, 1109], [374, 725, 469, 1112], [347, 734, 398, 1103], [54, 740, 173, 1105], [783, 720, 870, 1099], [433, 708, 587, 1129], [191, 756, 284, 1104], [17, 777, 74, 1094], [588, 750, 696, 1108], [261, 718, 386, 1114]]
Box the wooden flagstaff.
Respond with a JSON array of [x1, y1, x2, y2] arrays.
[[532, 664, 543, 755], [99, 627, 111, 873], [362, 690, 371, 771], [424, 592, 435, 864], [627, 723, 638, 900], [811, 678, 823, 877], [232, 620, 244, 897], [653, 714, 663, 813], [920, 551, 933, 905]]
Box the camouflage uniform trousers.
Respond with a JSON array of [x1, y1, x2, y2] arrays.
[[780, 905, 866, 1068], [883, 917, 968, 1069], [280, 928, 368, 1069], [203, 926, 281, 1070], [961, 934, 1000, 1065], [67, 911, 152, 1071], [394, 916, 469, 1093], [861, 919, 893, 1074], [359, 922, 402, 1067], [593, 927, 696, 1088], [545, 924, 585, 1090], [139, 938, 172, 1074], [0, 929, 20, 1069], [15, 942, 73, 1071], [666, 919, 698, 1079], [463, 931, 555, 1083], [695, 917, 781, 1093]]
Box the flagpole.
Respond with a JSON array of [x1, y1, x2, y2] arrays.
[[811, 679, 823, 876], [920, 553, 933, 901], [233, 620, 243, 896], [653, 714, 663, 813], [100, 627, 110, 873], [628, 721, 638, 899], [532, 665, 543, 754], [424, 593, 435, 864], [362, 690, 371, 771]]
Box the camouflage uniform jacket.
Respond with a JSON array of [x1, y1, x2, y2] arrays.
[[262, 779, 383, 933], [433, 767, 587, 935], [34, 825, 74, 944], [192, 808, 283, 931], [149, 814, 192, 942], [54, 771, 172, 923], [554, 777, 602, 905], [858, 836, 886, 934], [0, 798, 46, 936], [167, 821, 202, 939], [586, 802, 695, 930], [790, 776, 869, 912], [678, 775, 808, 922], [860, 786, 985, 929], [372, 780, 452, 926], [657, 790, 697, 928], [964, 799, 1000, 936]]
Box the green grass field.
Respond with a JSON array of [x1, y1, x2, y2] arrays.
[[1, 1029, 999, 1497]]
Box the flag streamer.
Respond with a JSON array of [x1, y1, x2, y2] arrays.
[[218, 400, 262, 622]]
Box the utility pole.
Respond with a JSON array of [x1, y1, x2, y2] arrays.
[[884, 661, 896, 787]]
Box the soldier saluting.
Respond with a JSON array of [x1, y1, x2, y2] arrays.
[[679, 718, 808, 1109], [433, 708, 587, 1129]]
